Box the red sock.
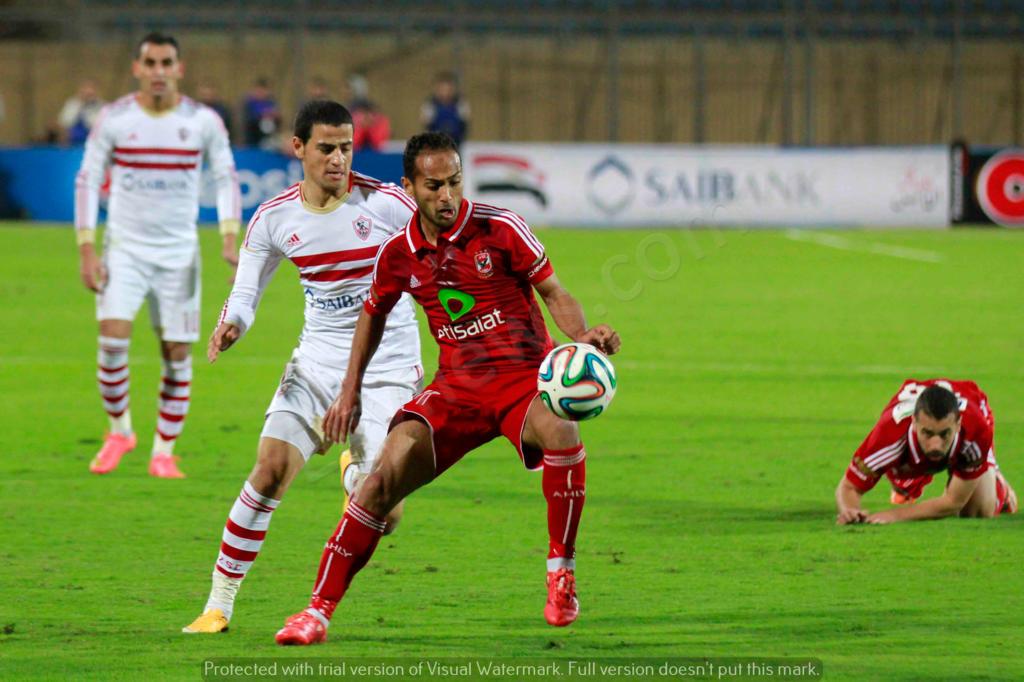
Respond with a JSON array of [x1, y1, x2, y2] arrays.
[[307, 502, 386, 622], [543, 445, 586, 571]]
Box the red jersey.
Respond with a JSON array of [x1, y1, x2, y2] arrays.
[[365, 198, 555, 372], [845, 379, 995, 493]]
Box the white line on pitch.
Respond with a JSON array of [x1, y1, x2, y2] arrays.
[[784, 230, 945, 263]]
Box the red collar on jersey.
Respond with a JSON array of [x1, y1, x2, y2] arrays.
[[406, 198, 475, 253]]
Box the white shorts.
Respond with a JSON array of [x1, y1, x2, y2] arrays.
[[96, 246, 201, 342], [261, 353, 423, 466]]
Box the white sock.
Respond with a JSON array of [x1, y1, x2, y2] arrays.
[[343, 462, 363, 495], [98, 336, 132, 435], [154, 356, 192, 457], [207, 482, 281, 619], [152, 433, 176, 458], [206, 571, 242, 621]]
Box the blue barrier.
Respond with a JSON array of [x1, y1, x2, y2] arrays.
[[0, 146, 404, 223]]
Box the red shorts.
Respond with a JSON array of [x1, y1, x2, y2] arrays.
[[391, 366, 542, 475]]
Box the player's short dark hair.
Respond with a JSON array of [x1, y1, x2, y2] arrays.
[[403, 132, 461, 180], [914, 385, 961, 422], [136, 32, 180, 59], [293, 100, 353, 143]]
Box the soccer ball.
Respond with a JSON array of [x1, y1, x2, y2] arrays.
[[537, 343, 617, 421]]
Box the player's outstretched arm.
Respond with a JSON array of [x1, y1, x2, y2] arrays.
[[207, 322, 241, 363], [867, 475, 979, 524], [835, 477, 869, 525], [323, 308, 389, 444], [534, 274, 621, 356]]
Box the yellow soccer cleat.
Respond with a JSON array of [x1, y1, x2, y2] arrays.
[[182, 608, 229, 634], [339, 449, 353, 514]]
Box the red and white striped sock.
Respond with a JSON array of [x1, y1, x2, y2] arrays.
[[97, 336, 132, 435], [153, 356, 191, 456], [305, 502, 386, 627], [543, 445, 586, 572], [207, 481, 281, 619]]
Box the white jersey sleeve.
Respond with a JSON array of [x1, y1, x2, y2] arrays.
[[200, 108, 241, 228], [74, 105, 115, 232], [220, 211, 283, 338]]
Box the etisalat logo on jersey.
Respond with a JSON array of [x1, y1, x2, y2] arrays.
[[436, 288, 507, 341]]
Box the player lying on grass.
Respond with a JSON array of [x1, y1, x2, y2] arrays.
[[836, 379, 1017, 525], [77, 32, 240, 479], [183, 100, 423, 634], [273, 132, 621, 645]]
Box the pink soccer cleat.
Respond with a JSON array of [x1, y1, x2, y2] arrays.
[[89, 433, 137, 474], [149, 454, 186, 479], [544, 568, 580, 627], [275, 611, 327, 646]]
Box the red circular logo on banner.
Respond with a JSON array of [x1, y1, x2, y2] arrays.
[[976, 150, 1024, 226]]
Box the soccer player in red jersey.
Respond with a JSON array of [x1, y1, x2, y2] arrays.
[[836, 379, 1017, 525], [273, 132, 621, 645]]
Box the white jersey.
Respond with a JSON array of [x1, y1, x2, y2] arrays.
[[221, 172, 421, 374], [75, 93, 241, 267]]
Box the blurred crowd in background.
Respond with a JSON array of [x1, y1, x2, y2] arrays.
[[42, 70, 471, 153]]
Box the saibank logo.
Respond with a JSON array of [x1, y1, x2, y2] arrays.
[[586, 156, 635, 216], [436, 288, 506, 341]]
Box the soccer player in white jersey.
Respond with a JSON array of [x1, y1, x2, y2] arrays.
[[75, 32, 241, 479], [182, 100, 422, 634]]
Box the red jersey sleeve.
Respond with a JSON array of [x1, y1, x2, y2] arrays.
[[845, 414, 905, 493], [950, 406, 994, 481], [498, 211, 554, 284], [363, 235, 407, 317]]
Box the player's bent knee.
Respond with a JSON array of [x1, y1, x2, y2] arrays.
[[523, 396, 581, 451], [355, 472, 392, 515], [161, 341, 191, 361], [99, 319, 133, 338], [249, 437, 304, 497]]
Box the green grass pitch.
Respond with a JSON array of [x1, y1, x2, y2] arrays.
[[0, 224, 1021, 680]]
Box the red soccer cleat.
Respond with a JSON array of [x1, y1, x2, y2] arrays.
[[148, 454, 186, 479], [544, 568, 580, 627], [996, 472, 1018, 515], [89, 432, 137, 474], [275, 611, 327, 646]]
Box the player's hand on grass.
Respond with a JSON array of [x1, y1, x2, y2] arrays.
[[865, 512, 893, 525], [836, 508, 869, 525], [576, 325, 621, 356], [323, 383, 362, 445], [207, 322, 240, 363], [79, 245, 107, 293]]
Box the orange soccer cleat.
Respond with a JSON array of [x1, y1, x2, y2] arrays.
[[149, 454, 186, 479], [89, 432, 137, 474], [544, 568, 580, 627], [275, 611, 327, 646], [890, 490, 915, 505]]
